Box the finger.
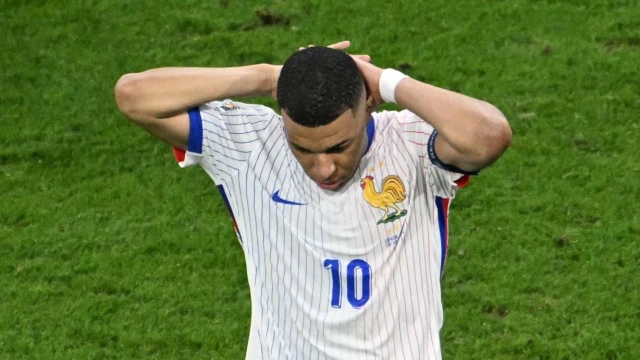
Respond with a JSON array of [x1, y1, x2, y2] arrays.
[[327, 40, 350, 50], [299, 41, 352, 52], [352, 54, 371, 62], [298, 44, 316, 51], [351, 56, 371, 66]]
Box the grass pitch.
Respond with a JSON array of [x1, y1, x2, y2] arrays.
[[2, 0, 639, 359]]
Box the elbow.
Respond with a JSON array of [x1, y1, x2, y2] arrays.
[[483, 115, 512, 164], [474, 105, 512, 168], [114, 73, 142, 121]]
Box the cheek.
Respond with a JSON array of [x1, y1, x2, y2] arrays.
[[293, 153, 315, 173], [337, 149, 362, 172]]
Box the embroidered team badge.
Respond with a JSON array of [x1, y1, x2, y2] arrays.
[[360, 175, 408, 224]]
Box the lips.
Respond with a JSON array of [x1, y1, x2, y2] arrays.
[[318, 180, 342, 191]]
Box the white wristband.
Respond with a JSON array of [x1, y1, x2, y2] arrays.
[[379, 69, 408, 104]]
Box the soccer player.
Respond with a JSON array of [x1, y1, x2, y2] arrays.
[[115, 41, 511, 360]]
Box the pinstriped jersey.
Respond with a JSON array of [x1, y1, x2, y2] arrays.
[[174, 100, 468, 360]]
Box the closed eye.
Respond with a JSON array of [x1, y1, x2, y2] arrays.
[[325, 144, 347, 154], [289, 139, 350, 154], [324, 140, 351, 154], [290, 143, 312, 154]]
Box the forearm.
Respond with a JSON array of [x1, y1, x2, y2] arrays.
[[394, 78, 511, 171], [115, 64, 276, 121]]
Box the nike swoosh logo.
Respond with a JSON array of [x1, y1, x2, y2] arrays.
[[271, 190, 306, 206]]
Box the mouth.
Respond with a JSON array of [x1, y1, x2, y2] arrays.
[[318, 180, 342, 191]]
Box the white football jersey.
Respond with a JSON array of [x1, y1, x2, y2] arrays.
[[174, 100, 468, 360]]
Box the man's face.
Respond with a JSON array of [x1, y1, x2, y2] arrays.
[[283, 95, 370, 191]]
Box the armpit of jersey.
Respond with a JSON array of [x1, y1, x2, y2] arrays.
[[454, 174, 470, 188], [172, 107, 205, 168], [173, 147, 202, 168]]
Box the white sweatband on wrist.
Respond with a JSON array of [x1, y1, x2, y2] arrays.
[[379, 69, 408, 104]]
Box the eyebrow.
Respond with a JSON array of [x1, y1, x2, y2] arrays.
[[290, 139, 350, 154]]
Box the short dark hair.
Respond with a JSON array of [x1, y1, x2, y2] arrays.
[[277, 46, 365, 127]]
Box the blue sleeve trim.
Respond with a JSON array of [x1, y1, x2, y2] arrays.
[[187, 108, 203, 154], [427, 130, 478, 175]]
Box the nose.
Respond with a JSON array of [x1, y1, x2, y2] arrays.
[[314, 154, 336, 181]]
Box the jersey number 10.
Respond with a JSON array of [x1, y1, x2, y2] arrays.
[[323, 259, 372, 309]]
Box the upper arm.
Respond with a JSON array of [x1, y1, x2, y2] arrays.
[[385, 110, 469, 197], [134, 112, 190, 150], [433, 124, 511, 174], [433, 133, 476, 173], [432, 102, 512, 173]]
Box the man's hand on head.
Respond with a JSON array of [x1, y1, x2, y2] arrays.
[[351, 57, 385, 111], [299, 41, 371, 63], [269, 64, 282, 101]]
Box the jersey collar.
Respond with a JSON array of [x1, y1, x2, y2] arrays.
[[365, 116, 375, 154]]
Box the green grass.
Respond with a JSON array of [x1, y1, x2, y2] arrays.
[[2, 0, 639, 359]]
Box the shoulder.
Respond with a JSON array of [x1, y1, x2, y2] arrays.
[[372, 109, 434, 137], [198, 100, 283, 135], [201, 100, 279, 120]]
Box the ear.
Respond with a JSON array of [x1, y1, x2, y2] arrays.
[[365, 93, 377, 115]]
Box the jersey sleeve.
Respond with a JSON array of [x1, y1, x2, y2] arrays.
[[387, 110, 470, 198], [173, 100, 278, 184]]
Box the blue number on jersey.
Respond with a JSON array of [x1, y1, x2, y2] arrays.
[[346, 259, 371, 308], [323, 259, 342, 308], [324, 259, 371, 309]]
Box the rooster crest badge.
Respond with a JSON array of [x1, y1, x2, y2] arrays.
[[360, 175, 408, 224]]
